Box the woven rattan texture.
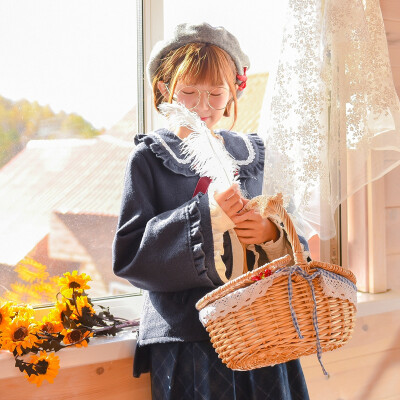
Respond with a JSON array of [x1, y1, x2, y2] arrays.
[[196, 194, 357, 371], [203, 275, 356, 370]]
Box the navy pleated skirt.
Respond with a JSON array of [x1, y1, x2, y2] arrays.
[[141, 340, 309, 400]]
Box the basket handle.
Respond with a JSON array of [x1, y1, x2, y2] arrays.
[[245, 193, 307, 268], [196, 193, 357, 312], [307, 260, 357, 285]]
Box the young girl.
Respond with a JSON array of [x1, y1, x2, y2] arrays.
[[113, 22, 310, 400]]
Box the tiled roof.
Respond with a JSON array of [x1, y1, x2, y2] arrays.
[[50, 211, 122, 288], [0, 132, 134, 265]]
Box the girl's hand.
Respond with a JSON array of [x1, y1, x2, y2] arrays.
[[231, 207, 280, 245], [214, 184, 244, 219]]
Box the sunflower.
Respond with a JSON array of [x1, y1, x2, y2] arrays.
[[61, 327, 93, 348], [25, 351, 60, 387], [51, 301, 69, 323], [37, 312, 64, 335], [9, 303, 35, 320], [70, 296, 95, 320], [0, 302, 13, 331], [58, 271, 91, 295], [0, 317, 41, 355]]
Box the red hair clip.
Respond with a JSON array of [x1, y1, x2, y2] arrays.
[[237, 67, 247, 91]]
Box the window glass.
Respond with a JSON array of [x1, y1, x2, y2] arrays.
[[0, 0, 139, 304]]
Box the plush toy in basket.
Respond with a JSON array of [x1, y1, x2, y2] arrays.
[[196, 193, 357, 375]]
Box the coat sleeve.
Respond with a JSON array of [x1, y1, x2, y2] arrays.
[[112, 149, 221, 292]]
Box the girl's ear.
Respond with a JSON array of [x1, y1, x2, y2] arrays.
[[157, 81, 170, 101], [224, 98, 234, 117]]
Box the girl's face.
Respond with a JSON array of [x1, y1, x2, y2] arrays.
[[172, 80, 232, 130]]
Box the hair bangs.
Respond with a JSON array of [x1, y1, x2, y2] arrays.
[[178, 44, 236, 88]]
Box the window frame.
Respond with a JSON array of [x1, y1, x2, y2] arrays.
[[0, 0, 163, 307], [1, 0, 388, 309], [139, 0, 165, 134]]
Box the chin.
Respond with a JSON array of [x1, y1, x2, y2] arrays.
[[205, 121, 215, 130]]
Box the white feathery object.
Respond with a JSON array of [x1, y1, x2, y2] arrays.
[[159, 102, 239, 192]]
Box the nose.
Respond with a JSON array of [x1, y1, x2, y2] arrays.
[[194, 91, 210, 111]]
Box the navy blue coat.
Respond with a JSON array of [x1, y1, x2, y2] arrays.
[[112, 128, 266, 345]]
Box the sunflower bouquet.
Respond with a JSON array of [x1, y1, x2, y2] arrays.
[[0, 271, 139, 387]]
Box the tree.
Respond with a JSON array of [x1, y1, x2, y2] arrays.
[[0, 95, 102, 168]]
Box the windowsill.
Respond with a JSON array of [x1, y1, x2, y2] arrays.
[[356, 289, 400, 317], [1, 290, 400, 380], [0, 295, 143, 379], [0, 329, 138, 379]]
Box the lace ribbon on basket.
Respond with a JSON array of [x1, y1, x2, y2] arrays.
[[199, 267, 357, 326]]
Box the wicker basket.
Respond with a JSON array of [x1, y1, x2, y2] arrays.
[[196, 194, 357, 372]]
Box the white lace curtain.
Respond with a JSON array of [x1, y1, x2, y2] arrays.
[[258, 0, 400, 240]]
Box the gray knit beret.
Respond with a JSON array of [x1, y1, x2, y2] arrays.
[[147, 22, 250, 98]]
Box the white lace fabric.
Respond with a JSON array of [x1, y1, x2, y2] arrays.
[[258, 223, 295, 263], [258, 0, 400, 240], [319, 270, 357, 307], [232, 133, 256, 166], [199, 266, 357, 326]]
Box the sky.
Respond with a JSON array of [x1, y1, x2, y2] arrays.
[[164, 1, 287, 74], [0, 0, 286, 130]]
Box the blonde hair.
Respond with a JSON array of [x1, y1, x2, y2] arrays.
[[152, 43, 238, 127]]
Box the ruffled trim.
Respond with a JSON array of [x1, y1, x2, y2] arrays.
[[135, 129, 197, 177], [267, 216, 310, 264], [135, 129, 265, 179], [247, 222, 296, 268], [208, 190, 236, 283], [258, 224, 293, 263], [187, 197, 208, 277], [247, 225, 288, 268], [216, 131, 265, 178]]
